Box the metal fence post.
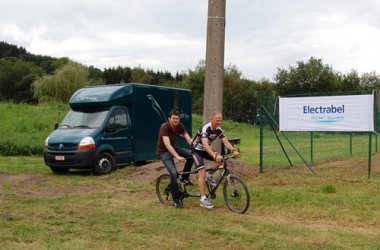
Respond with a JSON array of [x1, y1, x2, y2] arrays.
[[376, 107, 378, 151], [259, 90, 264, 173], [368, 132, 372, 178], [310, 131, 314, 162], [349, 133, 353, 155]]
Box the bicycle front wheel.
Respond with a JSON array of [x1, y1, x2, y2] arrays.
[[156, 174, 173, 206], [223, 174, 250, 214]]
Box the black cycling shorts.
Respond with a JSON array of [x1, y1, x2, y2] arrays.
[[191, 150, 214, 170]]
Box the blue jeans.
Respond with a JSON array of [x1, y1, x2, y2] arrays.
[[159, 146, 193, 201]]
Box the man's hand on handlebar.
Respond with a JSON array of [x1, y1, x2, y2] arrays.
[[215, 154, 223, 162], [232, 150, 240, 158]]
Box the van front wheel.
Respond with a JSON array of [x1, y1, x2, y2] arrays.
[[93, 152, 115, 175]]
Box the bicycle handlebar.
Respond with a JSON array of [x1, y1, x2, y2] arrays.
[[221, 155, 239, 161], [178, 154, 238, 175], [179, 153, 239, 161]]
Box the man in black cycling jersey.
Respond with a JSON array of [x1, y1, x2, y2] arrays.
[[191, 111, 240, 209]]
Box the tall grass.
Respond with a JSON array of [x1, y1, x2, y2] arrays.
[[0, 103, 69, 156]]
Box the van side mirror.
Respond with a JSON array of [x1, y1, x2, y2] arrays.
[[106, 125, 116, 133], [54, 123, 59, 130]]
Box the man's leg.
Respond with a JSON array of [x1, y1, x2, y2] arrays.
[[191, 151, 212, 205], [159, 152, 182, 204], [198, 168, 206, 196], [191, 151, 205, 194], [192, 150, 215, 208], [175, 146, 194, 181], [197, 167, 214, 209]]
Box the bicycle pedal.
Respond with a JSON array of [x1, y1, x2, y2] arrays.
[[180, 179, 193, 186]]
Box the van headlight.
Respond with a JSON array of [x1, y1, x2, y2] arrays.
[[44, 136, 50, 149], [77, 137, 96, 150]]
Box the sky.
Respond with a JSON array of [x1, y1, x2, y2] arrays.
[[1, 0, 380, 81]]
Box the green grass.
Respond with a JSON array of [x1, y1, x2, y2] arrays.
[[322, 184, 336, 193], [0, 156, 379, 249], [0, 102, 69, 156]]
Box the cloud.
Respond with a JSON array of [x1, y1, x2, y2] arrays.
[[1, 0, 380, 80], [225, 0, 380, 79]]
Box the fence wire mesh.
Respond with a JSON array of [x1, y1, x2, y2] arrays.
[[260, 91, 379, 173]]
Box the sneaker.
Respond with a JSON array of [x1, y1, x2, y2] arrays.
[[180, 178, 193, 186], [200, 198, 214, 209], [174, 200, 183, 208], [205, 173, 217, 187]]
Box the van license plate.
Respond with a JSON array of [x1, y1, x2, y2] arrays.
[[55, 155, 65, 161]]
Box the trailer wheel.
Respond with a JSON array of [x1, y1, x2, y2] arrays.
[[93, 152, 115, 175]]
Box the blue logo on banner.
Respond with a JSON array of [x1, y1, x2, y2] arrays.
[[304, 105, 345, 123], [311, 116, 344, 123]]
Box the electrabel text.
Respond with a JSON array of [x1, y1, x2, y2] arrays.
[[303, 105, 345, 114]]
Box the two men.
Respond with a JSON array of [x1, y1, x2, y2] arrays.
[[157, 110, 239, 209]]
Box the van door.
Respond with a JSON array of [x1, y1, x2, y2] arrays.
[[103, 107, 133, 163]]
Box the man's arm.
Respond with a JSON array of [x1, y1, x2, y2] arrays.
[[163, 136, 185, 161], [221, 137, 240, 157], [201, 138, 218, 160], [183, 132, 192, 146]]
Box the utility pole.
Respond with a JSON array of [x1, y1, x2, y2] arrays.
[[203, 0, 226, 123]]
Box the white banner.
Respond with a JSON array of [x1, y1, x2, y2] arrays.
[[279, 95, 374, 131]]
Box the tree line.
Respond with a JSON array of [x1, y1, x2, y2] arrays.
[[0, 42, 183, 103], [1, 41, 380, 124]]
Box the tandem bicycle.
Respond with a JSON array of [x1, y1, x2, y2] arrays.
[[156, 155, 250, 214]]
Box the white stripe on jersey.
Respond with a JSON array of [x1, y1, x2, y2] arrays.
[[192, 122, 224, 151]]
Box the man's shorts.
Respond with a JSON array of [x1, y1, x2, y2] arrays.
[[191, 150, 214, 170]]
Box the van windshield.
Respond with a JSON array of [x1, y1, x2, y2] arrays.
[[60, 110, 109, 129]]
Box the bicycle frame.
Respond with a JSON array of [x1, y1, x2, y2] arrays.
[[177, 156, 233, 199]]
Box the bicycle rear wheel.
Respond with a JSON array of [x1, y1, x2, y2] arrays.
[[223, 174, 250, 214], [156, 174, 173, 206]]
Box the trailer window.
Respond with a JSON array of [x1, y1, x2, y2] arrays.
[[108, 109, 128, 130], [114, 109, 128, 128]]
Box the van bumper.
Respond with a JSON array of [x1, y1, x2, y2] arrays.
[[43, 148, 97, 169]]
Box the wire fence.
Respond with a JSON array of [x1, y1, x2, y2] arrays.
[[259, 91, 379, 177]]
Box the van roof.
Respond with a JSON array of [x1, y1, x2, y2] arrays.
[[69, 83, 190, 110], [69, 84, 133, 110]]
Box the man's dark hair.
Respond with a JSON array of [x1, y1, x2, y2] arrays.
[[169, 109, 181, 118]]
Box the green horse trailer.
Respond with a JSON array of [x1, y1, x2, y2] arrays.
[[44, 83, 192, 174]]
